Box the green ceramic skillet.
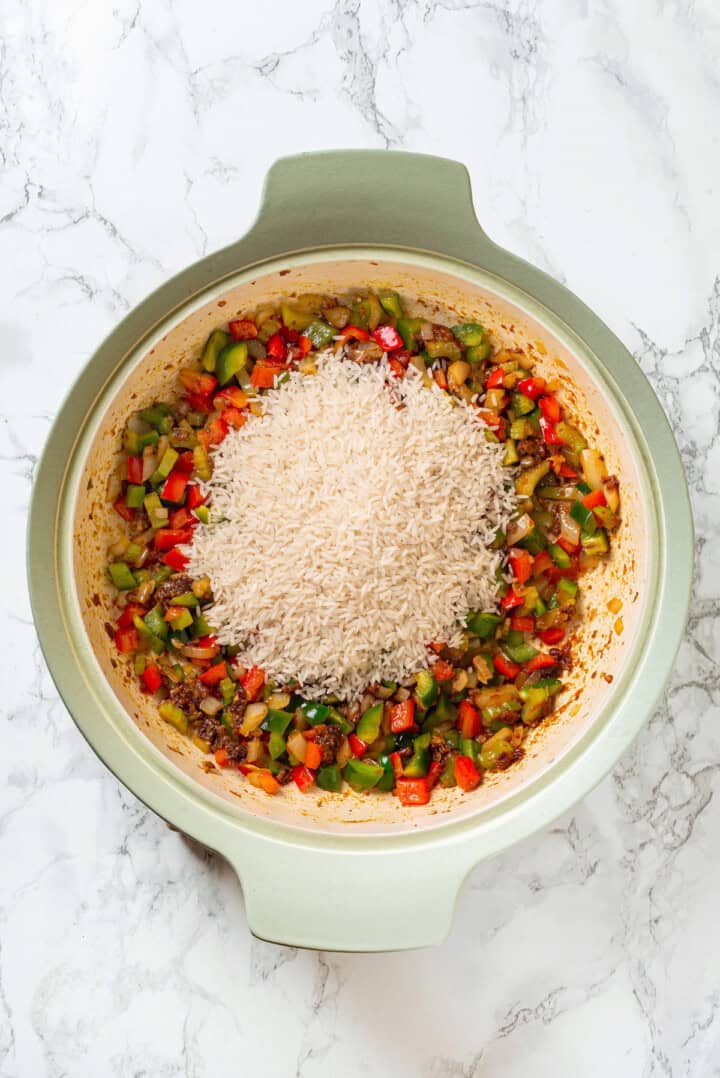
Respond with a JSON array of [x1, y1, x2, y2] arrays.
[[27, 152, 693, 951]]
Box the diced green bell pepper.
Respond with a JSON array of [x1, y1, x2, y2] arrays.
[[511, 392, 535, 416], [159, 701, 187, 734], [509, 417, 530, 440], [143, 491, 168, 528], [403, 732, 431, 777], [299, 701, 330, 725], [466, 611, 502, 639], [201, 329, 230, 372], [171, 592, 198, 607], [216, 341, 248, 386], [265, 709, 294, 735], [515, 460, 551, 497], [501, 633, 539, 664], [581, 529, 609, 555], [356, 701, 383, 743], [570, 500, 597, 535], [424, 339, 462, 361], [415, 670, 438, 709], [220, 677, 235, 706], [108, 561, 137, 590], [281, 304, 315, 332], [143, 603, 169, 640], [466, 341, 492, 363], [139, 403, 173, 434], [125, 484, 146, 509], [124, 428, 159, 454], [503, 439, 519, 466], [344, 757, 384, 790], [363, 293, 384, 330], [379, 292, 403, 319], [451, 322, 485, 346], [132, 614, 165, 654], [151, 447, 179, 485], [397, 317, 421, 351], [556, 422, 587, 453], [316, 764, 344, 792], [460, 737, 480, 763], [268, 730, 286, 759], [548, 543, 572, 569], [191, 613, 214, 638], [305, 320, 335, 349], [519, 685, 552, 723], [439, 755, 457, 787], [557, 577, 579, 599]]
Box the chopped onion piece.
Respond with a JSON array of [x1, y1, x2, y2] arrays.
[[181, 645, 219, 660], [559, 507, 581, 547], [286, 729, 307, 763], [200, 696, 223, 716], [239, 702, 268, 737], [506, 513, 534, 546]]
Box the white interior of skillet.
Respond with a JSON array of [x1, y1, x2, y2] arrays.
[[73, 255, 648, 835]]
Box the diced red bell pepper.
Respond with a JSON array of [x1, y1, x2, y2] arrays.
[[539, 416, 564, 444], [266, 333, 287, 361], [185, 485, 205, 511], [161, 547, 189, 570], [251, 363, 286, 389], [176, 451, 195, 473], [428, 641, 445, 654], [427, 760, 444, 788], [141, 664, 163, 694], [304, 741, 323, 770], [214, 386, 248, 411], [113, 495, 136, 523], [457, 700, 481, 739], [389, 699, 415, 733], [338, 324, 370, 343], [433, 658, 454, 681], [508, 548, 533, 585], [500, 588, 524, 611], [154, 527, 193, 551], [127, 455, 144, 483], [538, 395, 561, 422], [195, 635, 218, 648], [525, 653, 558, 672], [114, 627, 139, 653], [281, 325, 300, 343], [222, 407, 247, 429], [395, 777, 430, 805], [228, 318, 258, 340], [388, 357, 407, 379], [240, 665, 265, 702], [179, 369, 217, 397], [525, 651, 560, 668], [517, 376, 546, 400], [538, 626, 565, 646], [493, 653, 521, 679], [117, 603, 147, 629], [198, 416, 228, 448], [510, 614, 535, 632], [348, 733, 368, 758], [168, 507, 195, 530], [292, 764, 316, 793], [485, 367, 505, 389], [582, 488, 607, 511], [214, 748, 229, 767], [372, 324, 404, 351], [455, 755, 481, 792], [557, 536, 580, 555], [199, 661, 228, 687], [298, 335, 312, 356], [434, 368, 448, 391], [161, 467, 190, 504], [533, 550, 554, 577], [477, 408, 502, 429], [389, 752, 404, 780], [557, 461, 578, 478], [184, 391, 214, 414]]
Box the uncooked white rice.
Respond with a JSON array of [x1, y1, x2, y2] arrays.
[[185, 353, 517, 699]]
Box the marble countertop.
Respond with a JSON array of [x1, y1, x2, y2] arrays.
[[2, 1, 718, 1074]]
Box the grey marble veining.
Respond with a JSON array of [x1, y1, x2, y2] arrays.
[[1, 0, 718, 1075]]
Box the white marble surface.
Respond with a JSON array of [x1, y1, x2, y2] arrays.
[[1, 0, 718, 1074]]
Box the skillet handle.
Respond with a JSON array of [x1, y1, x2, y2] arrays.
[[224, 834, 470, 952], [243, 150, 495, 263]]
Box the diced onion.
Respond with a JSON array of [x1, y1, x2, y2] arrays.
[[246, 738, 263, 763], [286, 729, 307, 763], [239, 702, 268, 737], [506, 512, 534, 546], [559, 507, 581, 547], [580, 448, 607, 490], [200, 696, 223, 716], [335, 736, 351, 768], [142, 450, 157, 482], [181, 645, 219, 660], [266, 691, 291, 710], [108, 536, 129, 559]]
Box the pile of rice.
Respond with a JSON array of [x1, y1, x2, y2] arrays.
[[185, 354, 516, 699]]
